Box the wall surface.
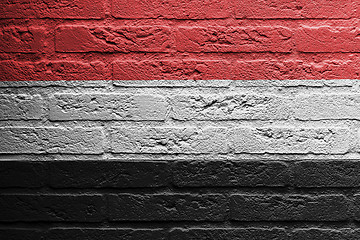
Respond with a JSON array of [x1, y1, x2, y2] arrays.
[[1, 0, 360, 80], [1, 80, 360, 239], [1, 1, 360, 239]]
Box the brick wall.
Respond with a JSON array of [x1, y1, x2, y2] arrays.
[[1, 0, 360, 80], [1, 80, 360, 239]]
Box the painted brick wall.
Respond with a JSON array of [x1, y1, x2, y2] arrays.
[[2, 80, 360, 239], [1, 0, 360, 80]]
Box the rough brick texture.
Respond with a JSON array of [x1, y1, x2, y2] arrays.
[[50, 93, 167, 121], [235, 0, 356, 19], [112, 0, 231, 19], [0, 61, 107, 81], [230, 127, 351, 154], [1, 79, 360, 238], [0, 194, 105, 222], [170, 228, 289, 240], [47, 228, 167, 240], [0, 127, 104, 154], [230, 194, 351, 221], [108, 194, 227, 221], [109, 127, 228, 154], [173, 160, 289, 187], [55, 26, 174, 53], [1, 0, 359, 80], [0, 0, 105, 19], [0, 94, 44, 120], [296, 27, 360, 53], [49, 161, 169, 188]]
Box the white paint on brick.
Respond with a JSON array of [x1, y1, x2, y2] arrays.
[[50, 93, 168, 121], [0, 127, 104, 154], [229, 127, 352, 154], [0, 94, 44, 120], [0, 80, 359, 158], [110, 127, 228, 154], [294, 94, 360, 120], [170, 94, 291, 120]]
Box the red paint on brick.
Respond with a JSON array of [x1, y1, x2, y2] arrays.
[[112, 0, 230, 19], [113, 60, 233, 80], [0, 61, 107, 81], [0, 27, 47, 53], [233, 60, 358, 80], [176, 27, 294, 53], [0, 0, 359, 80], [0, 0, 105, 19], [112, 59, 359, 80], [235, 0, 355, 19], [296, 26, 360, 53], [56, 25, 173, 53]]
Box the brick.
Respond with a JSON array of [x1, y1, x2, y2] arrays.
[[302, 60, 359, 80], [233, 60, 357, 80], [296, 27, 360, 53], [229, 127, 351, 154], [0, 27, 46, 53], [0, 94, 44, 120], [170, 94, 291, 120], [176, 26, 293, 52], [0, 161, 46, 188], [108, 194, 227, 221], [230, 194, 350, 221], [352, 194, 360, 221], [235, 0, 355, 19], [0, 194, 105, 222], [0, 60, 107, 81], [294, 161, 360, 187], [0, 0, 105, 19], [292, 228, 355, 240], [170, 228, 288, 240], [56, 25, 173, 53], [173, 160, 289, 187], [109, 127, 228, 154], [114, 60, 357, 81], [47, 228, 166, 240], [112, 0, 230, 19], [49, 93, 167, 121], [0, 229, 44, 240], [0, 127, 104, 154], [112, 60, 233, 80], [49, 161, 169, 188], [294, 94, 360, 120]]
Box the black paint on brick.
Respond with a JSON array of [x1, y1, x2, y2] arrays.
[[0, 161, 47, 188], [292, 228, 356, 240], [0, 194, 105, 222], [0, 229, 44, 240], [352, 194, 360, 221], [108, 194, 228, 221], [294, 160, 360, 187], [49, 160, 170, 188], [47, 228, 167, 240], [169, 228, 289, 240], [230, 194, 351, 221], [173, 160, 289, 187], [0, 160, 359, 238]]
